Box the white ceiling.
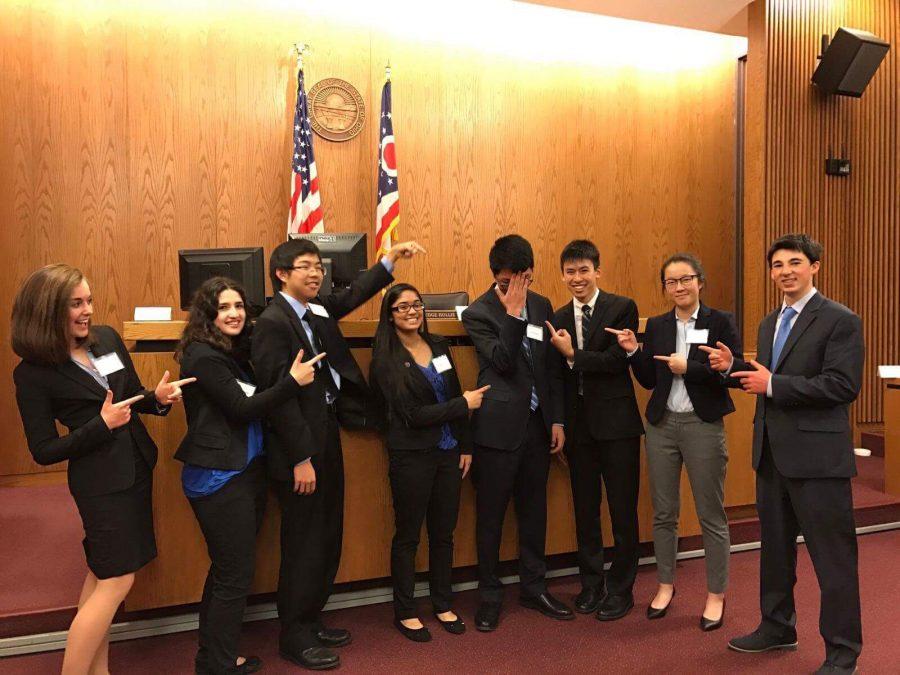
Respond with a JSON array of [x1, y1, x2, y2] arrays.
[[516, 0, 753, 36]]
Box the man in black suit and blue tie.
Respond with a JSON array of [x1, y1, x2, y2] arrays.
[[703, 234, 864, 675]]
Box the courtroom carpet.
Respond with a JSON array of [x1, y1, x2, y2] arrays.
[[3, 528, 899, 674]]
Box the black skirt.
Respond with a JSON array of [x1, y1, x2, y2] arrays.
[[73, 450, 157, 579]]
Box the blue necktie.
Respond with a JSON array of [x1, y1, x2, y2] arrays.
[[520, 311, 539, 411], [771, 306, 797, 368]]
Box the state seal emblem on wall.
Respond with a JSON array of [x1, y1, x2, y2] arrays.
[[308, 78, 366, 142]]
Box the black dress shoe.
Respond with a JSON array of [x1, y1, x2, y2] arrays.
[[474, 601, 501, 632], [596, 593, 634, 621], [700, 598, 725, 632], [434, 612, 466, 635], [646, 588, 676, 620], [394, 617, 432, 642], [195, 655, 262, 674], [316, 627, 352, 648], [574, 587, 605, 614], [279, 646, 340, 671], [727, 627, 798, 653], [813, 661, 857, 674], [519, 592, 575, 620]]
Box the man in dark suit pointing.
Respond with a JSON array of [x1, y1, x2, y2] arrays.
[[252, 237, 424, 671], [546, 239, 644, 620], [704, 234, 864, 675]]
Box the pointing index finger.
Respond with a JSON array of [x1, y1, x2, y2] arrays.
[[653, 355, 672, 362], [305, 352, 327, 365], [114, 394, 145, 407], [604, 327, 626, 336], [544, 321, 559, 337], [169, 377, 197, 387]]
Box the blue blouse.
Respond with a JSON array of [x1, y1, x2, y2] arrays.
[[182, 368, 264, 499], [416, 361, 458, 451]]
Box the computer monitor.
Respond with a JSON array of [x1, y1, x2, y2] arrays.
[[178, 247, 266, 312], [289, 232, 368, 290]]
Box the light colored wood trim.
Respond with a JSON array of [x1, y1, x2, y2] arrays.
[[123, 317, 650, 342], [0, 471, 68, 488], [884, 381, 900, 496]]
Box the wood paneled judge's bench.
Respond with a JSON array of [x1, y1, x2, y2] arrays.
[[121, 319, 756, 612]]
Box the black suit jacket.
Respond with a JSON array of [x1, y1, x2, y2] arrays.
[[630, 304, 741, 425], [251, 261, 393, 480], [729, 292, 864, 478], [369, 335, 472, 453], [461, 286, 564, 451], [13, 325, 168, 498], [553, 290, 644, 440], [176, 341, 301, 470]]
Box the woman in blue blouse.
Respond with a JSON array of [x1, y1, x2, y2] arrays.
[[175, 277, 323, 675], [370, 283, 489, 642]]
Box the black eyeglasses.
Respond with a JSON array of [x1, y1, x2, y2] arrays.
[[663, 274, 699, 290], [391, 301, 426, 314]]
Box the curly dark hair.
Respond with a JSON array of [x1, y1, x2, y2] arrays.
[[175, 277, 250, 362]]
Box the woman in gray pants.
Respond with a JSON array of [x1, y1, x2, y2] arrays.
[[608, 253, 741, 631]]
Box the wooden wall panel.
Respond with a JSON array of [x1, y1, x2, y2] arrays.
[[0, 4, 741, 475], [746, 0, 899, 425]]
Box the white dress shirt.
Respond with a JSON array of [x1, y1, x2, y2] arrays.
[[666, 305, 699, 413]]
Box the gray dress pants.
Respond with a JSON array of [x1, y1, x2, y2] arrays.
[[645, 410, 729, 593]]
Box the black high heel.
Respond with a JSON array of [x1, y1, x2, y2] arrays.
[[700, 598, 726, 632], [646, 588, 676, 620]]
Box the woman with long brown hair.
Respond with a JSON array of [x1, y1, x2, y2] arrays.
[[11, 264, 193, 674], [174, 276, 321, 674]]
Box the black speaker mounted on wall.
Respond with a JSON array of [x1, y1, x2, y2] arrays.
[[812, 27, 890, 97]]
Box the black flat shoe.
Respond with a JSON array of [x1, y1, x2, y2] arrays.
[[574, 586, 605, 614], [279, 646, 340, 670], [474, 601, 501, 632], [700, 598, 725, 632], [434, 612, 466, 635], [195, 655, 262, 674], [646, 588, 676, 620], [519, 592, 575, 620], [394, 617, 432, 642]]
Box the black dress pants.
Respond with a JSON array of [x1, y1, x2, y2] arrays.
[[473, 411, 550, 603], [275, 411, 344, 652], [388, 447, 462, 620], [756, 438, 862, 669], [568, 397, 640, 596], [189, 457, 267, 675]]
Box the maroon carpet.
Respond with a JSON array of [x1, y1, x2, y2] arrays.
[[4, 529, 899, 674], [0, 484, 83, 616]]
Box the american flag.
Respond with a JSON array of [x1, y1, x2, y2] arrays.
[[288, 68, 324, 235], [375, 79, 399, 257]]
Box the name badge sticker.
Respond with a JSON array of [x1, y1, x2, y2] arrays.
[[526, 324, 544, 341], [308, 303, 330, 318], [237, 380, 256, 397], [687, 329, 710, 344], [93, 352, 125, 376], [432, 355, 453, 373]]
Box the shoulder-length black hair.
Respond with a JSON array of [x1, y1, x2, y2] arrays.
[[371, 283, 436, 398], [175, 276, 250, 362]]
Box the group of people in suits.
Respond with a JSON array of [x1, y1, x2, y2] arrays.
[[10, 230, 863, 675]]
